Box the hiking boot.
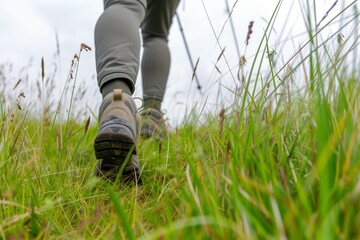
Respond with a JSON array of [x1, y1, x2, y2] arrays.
[[140, 108, 167, 140], [94, 89, 141, 182]]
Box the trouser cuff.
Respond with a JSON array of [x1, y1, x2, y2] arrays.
[[99, 73, 135, 94]]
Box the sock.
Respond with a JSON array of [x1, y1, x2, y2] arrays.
[[101, 79, 132, 98], [144, 98, 161, 111]]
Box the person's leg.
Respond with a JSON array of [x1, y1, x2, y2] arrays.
[[93, 0, 146, 182], [95, 0, 146, 97], [141, 0, 180, 110], [140, 0, 180, 139]]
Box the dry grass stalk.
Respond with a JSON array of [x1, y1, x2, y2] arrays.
[[217, 47, 226, 62], [237, 55, 247, 83], [214, 63, 222, 74], [219, 108, 225, 138], [337, 33, 344, 46], [84, 116, 90, 134], [192, 57, 200, 81], [239, 55, 247, 68], [10, 113, 14, 123], [80, 43, 92, 52], [13, 79, 21, 90], [226, 141, 231, 162], [41, 57, 45, 82], [245, 21, 254, 46], [70, 54, 79, 80], [317, 0, 339, 28]]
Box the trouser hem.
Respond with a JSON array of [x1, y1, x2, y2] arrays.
[[99, 73, 135, 94], [143, 92, 164, 102]]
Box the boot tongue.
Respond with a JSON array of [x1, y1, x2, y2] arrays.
[[113, 89, 123, 101]]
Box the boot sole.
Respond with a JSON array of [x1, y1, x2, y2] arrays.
[[94, 132, 140, 182], [94, 129, 136, 160], [94, 119, 136, 161]]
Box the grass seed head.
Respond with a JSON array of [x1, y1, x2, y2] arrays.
[[219, 108, 225, 138], [240, 55, 247, 68], [80, 43, 92, 52], [13, 79, 21, 90], [337, 33, 344, 46], [41, 57, 45, 82], [245, 21, 254, 46], [84, 116, 90, 134]]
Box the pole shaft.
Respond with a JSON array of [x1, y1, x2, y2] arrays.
[[225, 0, 241, 59], [175, 12, 203, 94]]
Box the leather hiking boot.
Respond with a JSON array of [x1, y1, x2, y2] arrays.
[[94, 89, 141, 182], [140, 108, 167, 140]]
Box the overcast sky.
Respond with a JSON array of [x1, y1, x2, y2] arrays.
[[0, 0, 357, 125]]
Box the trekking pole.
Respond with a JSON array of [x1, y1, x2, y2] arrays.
[[175, 12, 203, 95], [224, 0, 241, 59]]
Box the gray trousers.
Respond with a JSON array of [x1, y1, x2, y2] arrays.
[[95, 0, 180, 102]]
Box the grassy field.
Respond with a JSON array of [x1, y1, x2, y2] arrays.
[[1, 1, 360, 239]]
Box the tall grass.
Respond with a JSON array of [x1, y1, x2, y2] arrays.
[[1, 0, 360, 239]]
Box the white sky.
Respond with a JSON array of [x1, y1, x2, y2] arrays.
[[0, 0, 357, 125]]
